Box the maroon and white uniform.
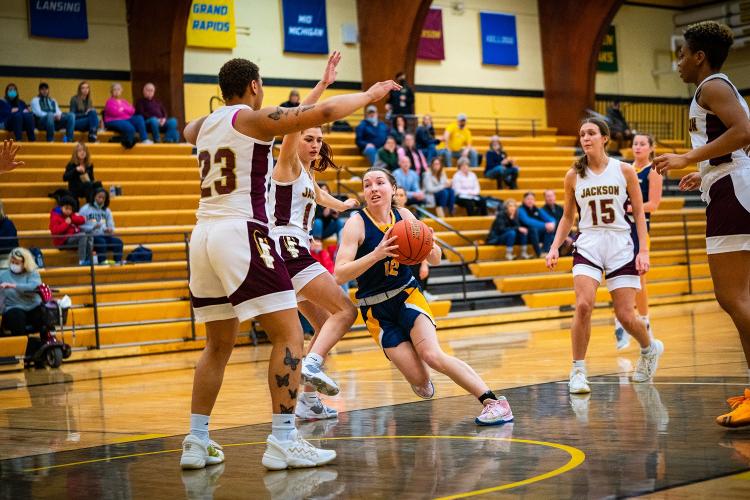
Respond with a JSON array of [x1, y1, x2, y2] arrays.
[[268, 162, 327, 300], [573, 157, 640, 291], [689, 73, 750, 254], [189, 104, 296, 323]]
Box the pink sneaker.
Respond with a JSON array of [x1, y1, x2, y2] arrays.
[[475, 396, 514, 426]]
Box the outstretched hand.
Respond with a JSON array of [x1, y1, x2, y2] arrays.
[[0, 140, 24, 174], [366, 81, 402, 103], [321, 51, 341, 86], [653, 153, 689, 175]]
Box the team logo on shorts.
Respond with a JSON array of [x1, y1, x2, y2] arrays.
[[283, 236, 300, 259], [253, 231, 275, 269]]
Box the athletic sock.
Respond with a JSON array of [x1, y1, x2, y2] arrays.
[[573, 360, 586, 371], [641, 343, 653, 355], [271, 414, 295, 442], [190, 413, 210, 444], [639, 314, 650, 324], [306, 352, 324, 366]]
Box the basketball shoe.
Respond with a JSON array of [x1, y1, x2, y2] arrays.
[[263, 469, 339, 499], [614, 317, 631, 350], [181, 463, 225, 500], [180, 434, 225, 469], [475, 396, 514, 426], [632, 339, 664, 383], [301, 357, 339, 396], [569, 368, 591, 394], [716, 389, 750, 428], [411, 379, 435, 399], [295, 393, 338, 420], [261, 429, 337, 470]]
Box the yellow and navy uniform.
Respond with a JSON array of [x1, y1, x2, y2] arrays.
[[355, 208, 435, 350], [626, 163, 652, 254]]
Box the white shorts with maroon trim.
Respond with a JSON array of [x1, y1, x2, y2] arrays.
[[705, 168, 750, 255], [189, 219, 297, 323], [273, 234, 328, 302], [572, 230, 641, 291]]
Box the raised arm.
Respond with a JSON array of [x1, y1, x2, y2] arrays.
[[546, 169, 578, 270], [315, 182, 359, 212], [334, 214, 397, 285]]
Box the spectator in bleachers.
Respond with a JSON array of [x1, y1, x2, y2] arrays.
[[80, 188, 123, 265], [518, 191, 555, 257], [540, 189, 574, 256], [355, 105, 388, 166], [312, 183, 346, 242], [415, 114, 439, 163], [280, 89, 300, 108], [49, 195, 90, 265], [374, 135, 399, 171], [30, 82, 74, 143], [0, 200, 19, 268], [0, 247, 50, 339], [64, 142, 101, 202], [388, 71, 415, 117], [389, 115, 407, 146], [69, 81, 99, 143], [398, 133, 428, 175], [1, 84, 36, 142], [104, 83, 150, 148], [393, 156, 425, 207], [441, 113, 478, 167], [486, 198, 530, 260], [135, 83, 179, 143], [485, 135, 519, 189], [606, 101, 633, 153], [423, 157, 455, 218], [452, 157, 487, 216]]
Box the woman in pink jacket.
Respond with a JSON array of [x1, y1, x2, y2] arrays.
[[103, 83, 149, 148]]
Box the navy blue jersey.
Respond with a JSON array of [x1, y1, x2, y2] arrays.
[[354, 208, 414, 299], [627, 163, 653, 225]]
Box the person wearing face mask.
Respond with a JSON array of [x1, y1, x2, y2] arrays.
[[79, 188, 123, 265], [387, 71, 414, 117], [355, 105, 388, 166], [1, 84, 36, 142], [0, 247, 51, 341]]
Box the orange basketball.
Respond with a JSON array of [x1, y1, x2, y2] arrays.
[[391, 219, 434, 265]]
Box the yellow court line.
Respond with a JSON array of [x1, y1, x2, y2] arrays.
[[24, 434, 586, 498]]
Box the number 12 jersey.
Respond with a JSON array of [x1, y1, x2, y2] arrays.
[[575, 156, 630, 232]]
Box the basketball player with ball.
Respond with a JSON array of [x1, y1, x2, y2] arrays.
[[334, 166, 514, 425]]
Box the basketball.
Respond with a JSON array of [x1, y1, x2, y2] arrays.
[[391, 219, 434, 265]]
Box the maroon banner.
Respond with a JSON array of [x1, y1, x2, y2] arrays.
[[417, 8, 444, 60]]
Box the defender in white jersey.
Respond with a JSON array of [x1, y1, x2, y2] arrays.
[[547, 118, 664, 395], [654, 21, 750, 428], [179, 55, 401, 470], [268, 53, 359, 421]]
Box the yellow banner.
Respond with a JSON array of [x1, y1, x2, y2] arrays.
[[186, 0, 236, 49]]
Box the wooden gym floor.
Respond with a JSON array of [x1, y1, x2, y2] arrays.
[[1, 300, 750, 498]]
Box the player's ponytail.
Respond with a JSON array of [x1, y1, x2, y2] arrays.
[[311, 141, 338, 172], [574, 117, 610, 179]]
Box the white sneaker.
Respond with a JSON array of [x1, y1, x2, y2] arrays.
[[632, 339, 664, 383], [261, 429, 337, 470], [180, 434, 225, 469], [411, 379, 435, 399], [296, 394, 338, 420], [301, 357, 339, 396], [181, 463, 225, 500], [614, 317, 631, 350], [569, 368, 591, 394], [263, 468, 338, 499], [141, 139, 154, 145]]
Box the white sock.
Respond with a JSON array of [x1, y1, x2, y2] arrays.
[[271, 414, 295, 442], [306, 352, 324, 366], [641, 343, 653, 354], [573, 360, 586, 371], [190, 413, 210, 443]]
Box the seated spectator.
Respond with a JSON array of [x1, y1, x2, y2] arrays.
[[280, 89, 300, 108], [49, 196, 90, 265], [485, 135, 519, 189], [389, 115, 407, 145], [606, 100, 633, 153], [104, 83, 150, 148], [64, 142, 101, 202], [422, 157, 455, 218], [452, 157, 487, 216], [540, 189, 574, 256], [398, 134, 428, 175], [135, 83, 179, 143], [486, 199, 530, 260], [310, 238, 335, 274], [0, 200, 19, 268], [374, 136, 399, 171], [518, 191, 555, 257], [80, 188, 123, 265], [416, 114, 439, 163], [0, 247, 51, 340], [388, 71, 415, 117], [69, 81, 99, 142], [1, 84, 36, 142], [30, 82, 74, 143], [441, 114, 478, 167], [393, 156, 425, 206], [312, 184, 346, 241], [355, 105, 388, 166]]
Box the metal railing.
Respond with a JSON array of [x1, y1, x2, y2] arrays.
[[594, 99, 690, 147]]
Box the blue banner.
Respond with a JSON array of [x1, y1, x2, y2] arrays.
[[480, 12, 518, 66], [282, 0, 328, 54], [29, 0, 88, 40]]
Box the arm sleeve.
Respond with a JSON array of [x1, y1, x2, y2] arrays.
[[63, 163, 77, 182], [106, 210, 115, 231], [16, 271, 42, 293], [53, 99, 62, 115], [30, 98, 44, 118], [135, 99, 145, 116]]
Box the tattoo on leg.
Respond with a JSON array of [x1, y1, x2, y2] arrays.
[[284, 348, 301, 370], [279, 403, 294, 414], [288, 388, 298, 399], [275, 373, 290, 387]]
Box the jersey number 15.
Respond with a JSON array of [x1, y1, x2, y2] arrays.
[[588, 198, 615, 225]]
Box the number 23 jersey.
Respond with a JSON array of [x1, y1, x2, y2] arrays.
[[575, 156, 630, 232], [195, 104, 274, 225]]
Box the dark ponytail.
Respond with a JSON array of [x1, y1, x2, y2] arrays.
[[574, 117, 610, 179], [310, 141, 338, 172]]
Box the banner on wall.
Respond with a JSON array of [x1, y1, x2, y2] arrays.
[[186, 0, 236, 49], [479, 12, 518, 66], [597, 26, 618, 72], [282, 0, 328, 54], [29, 0, 88, 39], [417, 8, 444, 60]]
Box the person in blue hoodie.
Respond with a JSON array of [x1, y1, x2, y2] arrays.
[[355, 105, 388, 166], [79, 188, 123, 265], [0, 84, 36, 142], [518, 191, 556, 257]]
